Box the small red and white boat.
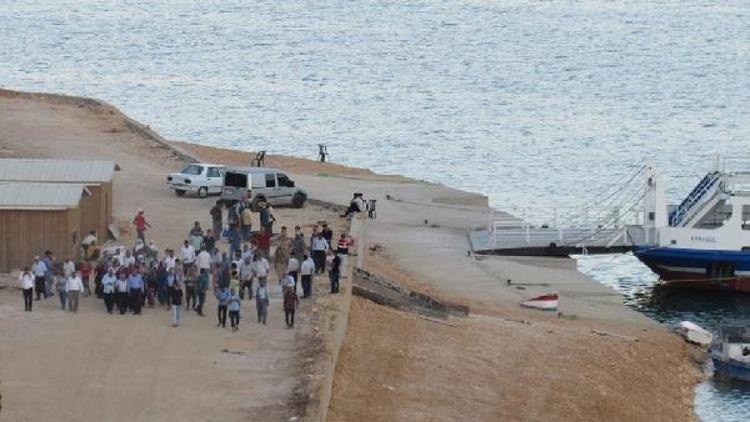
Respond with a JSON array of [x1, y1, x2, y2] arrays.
[[520, 293, 559, 311]]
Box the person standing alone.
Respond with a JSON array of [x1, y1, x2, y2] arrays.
[[19, 268, 34, 312], [133, 209, 151, 242]]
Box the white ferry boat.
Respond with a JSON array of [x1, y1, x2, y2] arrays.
[[629, 158, 750, 292]]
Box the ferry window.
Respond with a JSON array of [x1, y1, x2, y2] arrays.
[[743, 206, 750, 230], [265, 174, 276, 188]]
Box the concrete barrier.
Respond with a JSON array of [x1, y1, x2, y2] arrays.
[[352, 267, 470, 318]]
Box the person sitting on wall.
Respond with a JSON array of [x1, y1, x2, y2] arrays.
[[82, 230, 98, 259], [341, 193, 365, 218]]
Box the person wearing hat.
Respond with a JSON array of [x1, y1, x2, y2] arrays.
[[133, 209, 151, 242]]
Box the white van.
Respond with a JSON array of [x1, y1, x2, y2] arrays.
[[222, 167, 307, 209]]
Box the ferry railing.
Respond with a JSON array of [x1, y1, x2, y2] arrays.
[[720, 157, 750, 175], [489, 206, 643, 248]]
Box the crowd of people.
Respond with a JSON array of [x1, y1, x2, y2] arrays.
[[18, 199, 355, 331]]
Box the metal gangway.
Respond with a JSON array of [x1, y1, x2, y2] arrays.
[[470, 163, 649, 256]]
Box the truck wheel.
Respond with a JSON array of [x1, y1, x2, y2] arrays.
[[292, 193, 306, 208], [175, 189, 186, 197], [198, 187, 208, 198]]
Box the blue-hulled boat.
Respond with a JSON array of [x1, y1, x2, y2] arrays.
[[709, 325, 750, 382]]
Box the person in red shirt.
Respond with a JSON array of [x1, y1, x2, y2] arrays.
[[283, 283, 299, 328], [79, 261, 93, 296], [253, 226, 271, 259], [133, 209, 151, 242]]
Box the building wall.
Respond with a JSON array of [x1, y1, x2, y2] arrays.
[[79, 182, 113, 240], [0, 208, 80, 272]]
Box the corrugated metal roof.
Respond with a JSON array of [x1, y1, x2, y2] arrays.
[[0, 182, 89, 210], [0, 159, 116, 183]]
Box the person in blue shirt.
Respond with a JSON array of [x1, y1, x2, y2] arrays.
[[127, 270, 145, 315], [215, 287, 230, 328], [101, 268, 117, 314], [228, 293, 241, 331]]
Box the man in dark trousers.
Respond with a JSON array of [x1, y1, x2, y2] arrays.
[[210, 201, 223, 240], [321, 223, 333, 245]]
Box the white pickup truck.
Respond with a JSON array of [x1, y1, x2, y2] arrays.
[[166, 163, 226, 197]]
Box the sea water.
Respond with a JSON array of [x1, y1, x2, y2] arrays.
[[1, 0, 749, 419]]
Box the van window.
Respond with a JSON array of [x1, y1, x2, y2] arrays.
[[277, 173, 292, 187], [180, 164, 204, 175], [207, 167, 222, 178], [224, 172, 247, 188], [265, 173, 276, 188]]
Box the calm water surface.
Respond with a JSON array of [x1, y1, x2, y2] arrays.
[[2, 0, 749, 419]]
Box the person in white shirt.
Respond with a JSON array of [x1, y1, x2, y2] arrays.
[[299, 254, 315, 298], [66, 271, 84, 313], [180, 240, 196, 271], [115, 273, 129, 314], [62, 258, 76, 279], [287, 256, 300, 294], [164, 249, 177, 271], [310, 233, 329, 275], [19, 268, 34, 312], [252, 254, 269, 285], [122, 250, 136, 267], [196, 248, 212, 273], [239, 256, 254, 300], [241, 244, 254, 262]]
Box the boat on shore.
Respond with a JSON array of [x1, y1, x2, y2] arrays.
[[628, 158, 750, 292], [709, 325, 750, 382], [520, 293, 558, 311]]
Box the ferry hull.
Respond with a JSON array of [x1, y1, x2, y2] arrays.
[[634, 247, 750, 293]]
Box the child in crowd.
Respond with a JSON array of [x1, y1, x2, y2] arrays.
[[229, 270, 240, 296], [228, 293, 241, 332], [255, 279, 269, 325]]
